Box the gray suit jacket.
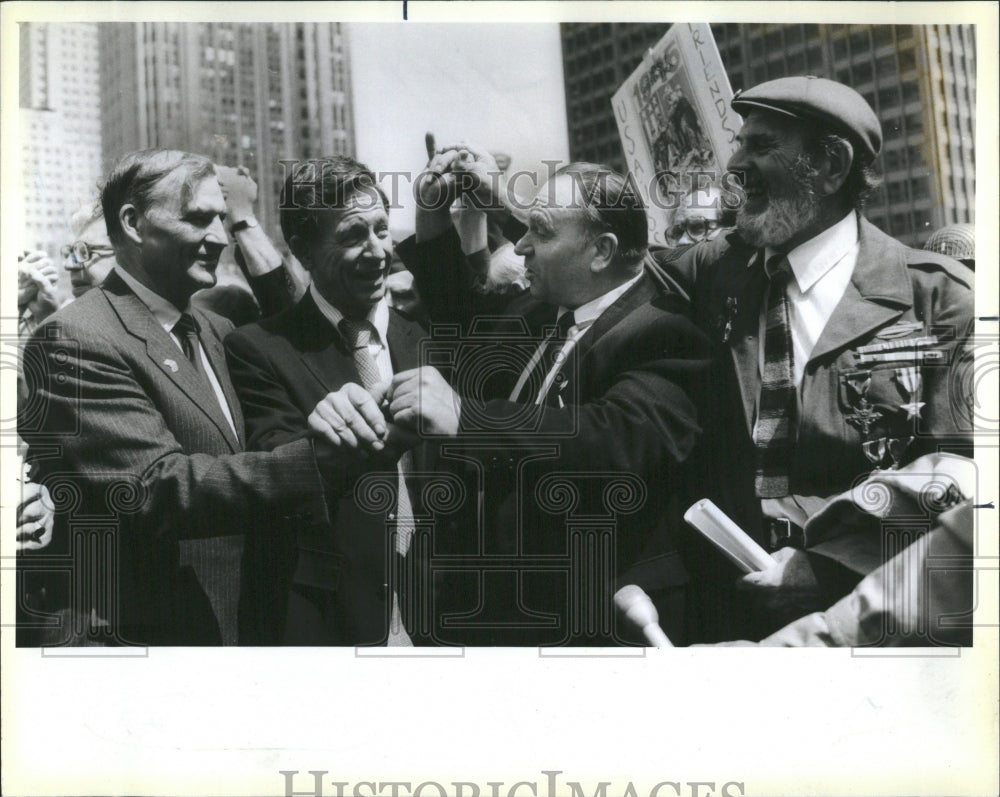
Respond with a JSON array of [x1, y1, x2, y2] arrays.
[[18, 270, 328, 645]]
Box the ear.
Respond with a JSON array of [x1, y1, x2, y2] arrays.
[[289, 235, 313, 271], [816, 139, 853, 197], [589, 232, 618, 274], [119, 204, 143, 246]]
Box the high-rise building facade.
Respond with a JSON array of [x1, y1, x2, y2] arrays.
[[560, 22, 976, 248], [98, 22, 356, 245], [19, 22, 104, 254]]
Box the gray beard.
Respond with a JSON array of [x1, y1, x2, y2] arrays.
[[736, 190, 820, 249], [736, 158, 821, 249]]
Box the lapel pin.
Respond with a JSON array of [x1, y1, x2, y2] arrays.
[[717, 296, 738, 343], [163, 359, 179, 373]]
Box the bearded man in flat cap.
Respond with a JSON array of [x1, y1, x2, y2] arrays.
[[661, 76, 975, 642]]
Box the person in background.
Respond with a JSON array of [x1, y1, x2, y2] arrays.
[[18, 250, 63, 339], [63, 203, 118, 298], [666, 184, 738, 247]]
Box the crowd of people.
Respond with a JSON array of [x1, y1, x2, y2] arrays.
[[15, 76, 976, 647]]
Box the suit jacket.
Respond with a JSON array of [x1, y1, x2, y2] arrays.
[[225, 291, 468, 645], [661, 216, 975, 640], [410, 228, 712, 645], [17, 270, 327, 646]]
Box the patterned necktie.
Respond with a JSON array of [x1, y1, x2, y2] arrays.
[[339, 317, 414, 646], [172, 313, 209, 383], [754, 254, 796, 498], [339, 319, 382, 387], [510, 310, 575, 404]]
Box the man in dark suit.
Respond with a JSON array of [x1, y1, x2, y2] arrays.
[[224, 156, 464, 646], [18, 149, 336, 646], [660, 77, 975, 640], [369, 155, 711, 645]]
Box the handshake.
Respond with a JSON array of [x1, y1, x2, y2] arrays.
[[308, 366, 461, 456]]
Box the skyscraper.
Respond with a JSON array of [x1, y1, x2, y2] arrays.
[[19, 22, 104, 254], [98, 22, 356, 245], [560, 22, 976, 247]]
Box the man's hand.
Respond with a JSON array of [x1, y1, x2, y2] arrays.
[[18, 251, 61, 318], [17, 479, 55, 551], [436, 141, 503, 209], [18, 253, 39, 308], [309, 383, 389, 454], [387, 366, 461, 437], [414, 133, 464, 241], [737, 546, 826, 618], [215, 164, 258, 228]]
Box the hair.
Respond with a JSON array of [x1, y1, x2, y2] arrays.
[[800, 120, 882, 210], [101, 149, 215, 247], [279, 155, 388, 247], [553, 162, 648, 269]]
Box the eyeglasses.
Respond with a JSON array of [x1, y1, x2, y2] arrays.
[[668, 217, 723, 243], [61, 241, 115, 266]]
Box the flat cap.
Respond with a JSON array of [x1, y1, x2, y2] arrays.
[[732, 75, 882, 160]]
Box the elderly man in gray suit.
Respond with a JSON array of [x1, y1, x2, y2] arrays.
[[18, 149, 346, 646]]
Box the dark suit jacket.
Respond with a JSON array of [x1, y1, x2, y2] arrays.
[[660, 217, 975, 640], [18, 270, 327, 646], [409, 228, 712, 645], [225, 291, 467, 645]]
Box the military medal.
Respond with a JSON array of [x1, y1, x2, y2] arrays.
[[895, 366, 925, 420], [845, 370, 892, 469], [862, 437, 888, 466], [844, 371, 883, 436], [887, 435, 915, 469]]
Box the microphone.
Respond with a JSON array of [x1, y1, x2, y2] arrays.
[[613, 584, 673, 648]]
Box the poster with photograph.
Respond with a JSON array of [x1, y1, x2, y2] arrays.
[[612, 22, 741, 246]]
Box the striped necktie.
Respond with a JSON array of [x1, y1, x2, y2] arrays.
[[510, 310, 575, 404], [754, 254, 796, 498]]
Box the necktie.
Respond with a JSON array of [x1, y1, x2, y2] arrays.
[[339, 318, 414, 646], [172, 313, 209, 382], [510, 310, 575, 404], [754, 255, 796, 498]]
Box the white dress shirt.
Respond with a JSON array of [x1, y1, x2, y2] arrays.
[[756, 211, 859, 387], [114, 267, 238, 440]]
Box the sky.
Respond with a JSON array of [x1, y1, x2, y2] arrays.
[[348, 23, 570, 232]]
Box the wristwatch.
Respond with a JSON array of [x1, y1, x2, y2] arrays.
[[230, 217, 259, 233]]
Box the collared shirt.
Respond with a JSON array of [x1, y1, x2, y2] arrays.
[[755, 211, 859, 387], [310, 284, 393, 381], [114, 267, 238, 440], [533, 271, 644, 405]]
